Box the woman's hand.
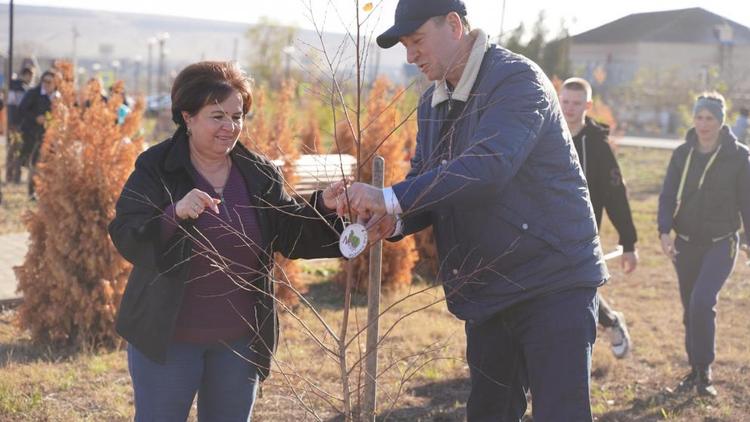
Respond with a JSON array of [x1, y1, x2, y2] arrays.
[[322, 180, 348, 212], [175, 188, 221, 220], [660, 233, 677, 262]]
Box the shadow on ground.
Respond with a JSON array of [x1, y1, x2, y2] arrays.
[[377, 377, 470, 421], [598, 388, 720, 421], [0, 312, 97, 368], [318, 378, 469, 422], [301, 279, 372, 312]]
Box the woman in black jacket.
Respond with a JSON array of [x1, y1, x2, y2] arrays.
[[109, 61, 344, 421], [658, 92, 750, 398]]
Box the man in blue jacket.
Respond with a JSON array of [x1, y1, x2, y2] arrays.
[[339, 0, 608, 420]]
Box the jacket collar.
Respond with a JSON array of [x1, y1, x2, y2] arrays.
[[685, 125, 737, 150], [163, 127, 192, 173], [432, 28, 490, 108], [575, 116, 610, 140]]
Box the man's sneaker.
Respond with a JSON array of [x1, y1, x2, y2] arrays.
[[696, 367, 718, 397], [676, 368, 698, 393], [610, 312, 631, 358]]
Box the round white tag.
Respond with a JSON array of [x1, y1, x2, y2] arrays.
[[339, 223, 368, 259]]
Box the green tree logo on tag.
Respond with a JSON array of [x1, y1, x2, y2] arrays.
[[346, 231, 361, 249]]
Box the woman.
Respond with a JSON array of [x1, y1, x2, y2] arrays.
[[109, 61, 344, 420], [658, 92, 750, 397]]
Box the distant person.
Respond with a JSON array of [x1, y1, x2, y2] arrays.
[[18, 69, 59, 198], [7, 67, 35, 130], [82, 77, 108, 108], [109, 61, 345, 421], [5, 67, 35, 183], [106, 84, 131, 125], [559, 77, 638, 359], [115, 93, 131, 125], [732, 107, 749, 144], [658, 92, 750, 397]]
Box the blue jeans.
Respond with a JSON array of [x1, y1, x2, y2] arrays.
[[128, 337, 260, 422], [465, 287, 598, 422]]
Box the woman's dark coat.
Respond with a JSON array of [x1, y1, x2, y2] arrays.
[[109, 129, 342, 380]]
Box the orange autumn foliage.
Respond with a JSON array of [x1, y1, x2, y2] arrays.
[[336, 77, 418, 291], [589, 99, 618, 133], [241, 80, 304, 306], [14, 62, 144, 346], [400, 113, 439, 279], [300, 110, 322, 154], [413, 228, 439, 280]]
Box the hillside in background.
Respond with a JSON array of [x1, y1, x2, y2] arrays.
[[0, 4, 409, 84]]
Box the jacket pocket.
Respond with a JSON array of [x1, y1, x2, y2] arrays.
[[447, 206, 556, 294]]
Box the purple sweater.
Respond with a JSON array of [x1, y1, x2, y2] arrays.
[[162, 162, 264, 343]]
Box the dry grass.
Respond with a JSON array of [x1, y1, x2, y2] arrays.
[[0, 183, 31, 235], [1, 146, 749, 421], [0, 137, 35, 235]]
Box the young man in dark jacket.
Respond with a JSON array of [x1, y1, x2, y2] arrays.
[[560, 77, 639, 359]]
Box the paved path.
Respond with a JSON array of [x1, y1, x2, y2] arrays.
[[618, 136, 681, 150], [0, 232, 28, 304]]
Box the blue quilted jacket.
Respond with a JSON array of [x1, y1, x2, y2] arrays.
[[392, 45, 609, 322]]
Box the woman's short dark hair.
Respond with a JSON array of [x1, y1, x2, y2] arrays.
[[171, 61, 253, 128]]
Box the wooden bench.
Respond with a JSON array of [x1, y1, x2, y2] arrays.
[[274, 154, 357, 197]]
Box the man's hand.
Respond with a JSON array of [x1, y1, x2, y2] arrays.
[[336, 182, 386, 219], [35, 115, 45, 125], [621, 251, 639, 274], [366, 214, 397, 244], [660, 233, 677, 262], [322, 180, 347, 211]]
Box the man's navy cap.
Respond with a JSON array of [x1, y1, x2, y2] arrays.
[[376, 0, 467, 49]]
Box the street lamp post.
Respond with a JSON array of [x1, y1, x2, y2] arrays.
[[146, 37, 156, 97], [715, 23, 734, 88], [156, 32, 169, 94], [7, 0, 14, 108], [72, 25, 79, 87], [133, 56, 142, 94], [283, 45, 295, 81], [111, 59, 121, 81], [77, 66, 87, 85], [2, 0, 13, 201]]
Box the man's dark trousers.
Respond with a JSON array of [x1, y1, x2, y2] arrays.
[[465, 287, 598, 421]]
